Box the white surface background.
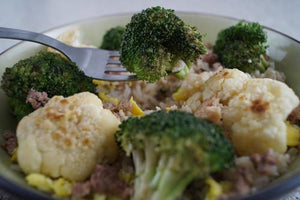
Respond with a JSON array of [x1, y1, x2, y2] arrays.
[[0, 0, 300, 53]]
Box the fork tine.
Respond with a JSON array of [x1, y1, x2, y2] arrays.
[[109, 51, 120, 57], [107, 59, 122, 65], [101, 74, 137, 81], [105, 66, 128, 72]]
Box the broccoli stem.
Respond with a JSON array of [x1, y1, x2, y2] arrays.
[[151, 153, 167, 184], [174, 65, 190, 80], [154, 169, 195, 200], [257, 54, 269, 72], [132, 150, 146, 199], [133, 148, 196, 200], [132, 150, 145, 176], [169, 59, 190, 80]]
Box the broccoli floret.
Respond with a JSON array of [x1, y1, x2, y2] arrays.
[[1, 51, 96, 120], [120, 6, 206, 82], [7, 97, 33, 121], [100, 26, 125, 50], [213, 21, 269, 73], [116, 110, 234, 200]]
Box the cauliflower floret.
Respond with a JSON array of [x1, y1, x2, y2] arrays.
[[223, 78, 299, 155], [17, 92, 120, 181], [52, 29, 95, 48], [47, 29, 96, 55], [184, 69, 299, 156], [202, 68, 250, 104], [185, 69, 249, 112]]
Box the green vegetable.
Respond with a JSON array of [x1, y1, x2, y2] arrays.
[[100, 26, 125, 50], [120, 6, 206, 82], [7, 97, 33, 121], [213, 21, 269, 73], [1, 51, 96, 120], [174, 65, 190, 80], [116, 110, 234, 200]]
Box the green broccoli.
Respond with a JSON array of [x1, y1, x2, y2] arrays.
[[1, 51, 96, 120], [6, 97, 33, 121], [100, 26, 125, 50], [213, 21, 269, 73], [116, 110, 234, 200], [120, 6, 207, 82]]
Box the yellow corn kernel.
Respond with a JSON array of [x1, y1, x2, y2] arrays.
[[52, 178, 72, 197], [26, 174, 72, 197], [10, 148, 18, 162], [94, 194, 107, 200], [205, 177, 223, 200], [98, 92, 120, 105], [286, 121, 300, 147], [172, 88, 191, 101], [219, 181, 232, 193], [130, 97, 144, 117], [108, 84, 115, 91], [93, 80, 115, 91], [93, 79, 107, 86], [26, 173, 53, 192]]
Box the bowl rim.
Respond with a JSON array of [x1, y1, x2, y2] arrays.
[[1, 11, 300, 200]]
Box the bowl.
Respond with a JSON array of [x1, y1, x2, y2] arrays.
[[0, 12, 300, 200]]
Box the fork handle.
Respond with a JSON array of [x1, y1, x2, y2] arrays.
[[0, 27, 71, 54]]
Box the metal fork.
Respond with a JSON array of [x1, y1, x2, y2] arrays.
[[0, 27, 137, 81]]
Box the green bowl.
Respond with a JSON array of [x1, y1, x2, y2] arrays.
[[0, 12, 300, 200]]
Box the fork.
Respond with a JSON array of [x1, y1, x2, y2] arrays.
[[0, 27, 137, 81]]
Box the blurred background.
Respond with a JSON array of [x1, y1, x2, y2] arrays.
[[0, 0, 300, 53]]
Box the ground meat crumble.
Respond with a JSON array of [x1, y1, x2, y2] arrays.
[[219, 149, 290, 199], [26, 88, 49, 110], [288, 104, 300, 126], [72, 162, 133, 199], [1, 130, 17, 156], [194, 97, 222, 125]]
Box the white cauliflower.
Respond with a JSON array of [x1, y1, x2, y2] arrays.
[[223, 78, 299, 155], [47, 29, 96, 55], [17, 92, 120, 181], [202, 68, 250, 104], [54, 29, 96, 48], [183, 69, 299, 155], [184, 69, 249, 112]]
